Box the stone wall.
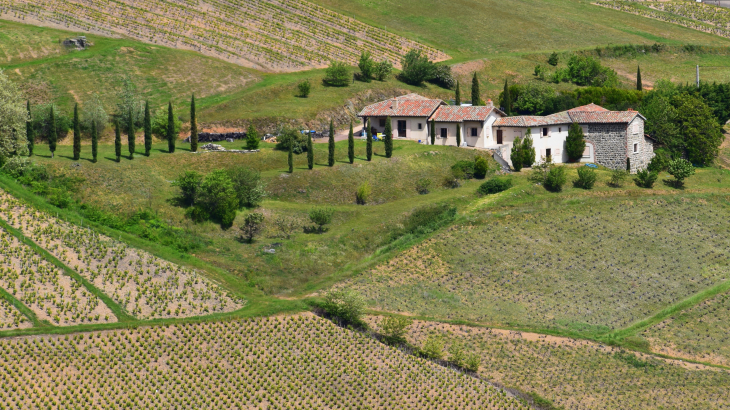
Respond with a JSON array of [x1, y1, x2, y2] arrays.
[[626, 118, 654, 173], [585, 124, 629, 171]]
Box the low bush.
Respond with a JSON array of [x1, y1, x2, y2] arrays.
[[477, 177, 513, 195], [297, 80, 311, 97], [309, 207, 334, 233], [451, 160, 475, 179], [275, 128, 309, 154], [323, 61, 350, 87], [544, 166, 567, 192], [634, 168, 658, 188], [574, 166, 597, 189], [321, 289, 365, 326], [667, 158, 695, 188], [355, 181, 371, 205], [442, 172, 461, 188], [608, 169, 628, 187], [402, 204, 456, 235], [239, 212, 264, 243], [473, 156, 489, 179], [647, 148, 671, 173], [415, 178, 432, 195], [421, 335, 445, 360], [379, 316, 413, 345]]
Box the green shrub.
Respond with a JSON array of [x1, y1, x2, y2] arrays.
[[355, 181, 371, 205], [197, 170, 239, 227], [172, 170, 202, 207], [415, 178, 432, 195], [473, 156, 489, 179], [321, 289, 365, 326], [275, 128, 308, 154], [442, 172, 461, 188], [239, 212, 264, 243], [245, 124, 260, 150], [323, 61, 350, 87], [297, 80, 311, 97], [464, 353, 481, 373], [574, 166, 597, 189], [608, 169, 628, 187], [379, 316, 412, 345], [227, 167, 265, 208], [309, 207, 334, 233], [451, 160, 475, 179], [647, 149, 670, 173], [477, 177, 513, 195], [421, 335, 444, 360], [667, 158, 695, 187], [403, 204, 456, 235], [544, 166, 567, 192], [448, 342, 466, 367], [48, 189, 72, 209], [634, 168, 658, 188]]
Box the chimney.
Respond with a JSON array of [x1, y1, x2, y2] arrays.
[[627, 108, 634, 111], [391, 99, 398, 111], [486, 99, 493, 108]]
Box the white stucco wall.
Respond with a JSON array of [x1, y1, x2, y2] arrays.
[[366, 116, 429, 141], [493, 124, 581, 166]]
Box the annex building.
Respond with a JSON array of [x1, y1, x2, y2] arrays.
[[358, 94, 654, 172]]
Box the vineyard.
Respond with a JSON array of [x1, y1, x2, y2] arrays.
[[346, 195, 730, 335], [0, 0, 448, 71], [595, 0, 730, 40], [371, 317, 730, 410], [0, 313, 527, 410]]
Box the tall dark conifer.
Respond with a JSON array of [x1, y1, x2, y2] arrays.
[[503, 79, 512, 115], [26, 101, 34, 157], [328, 119, 335, 166], [127, 109, 135, 159], [48, 106, 57, 158], [384, 116, 393, 158], [114, 121, 121, 162], [636, 66, 643, 91], [471, 72, 481, 106], [288, 141, 294, 173], [91, 120, 98, 163], [455, 81, 461, 106], [73, 103, 81, 160], [347, 122, 354, 164], [366, 119, 372, 161], [430, 119, 435, 145], [307, 133, 314, 170], [167, 102, 175, 153], [456, 124, 461, 148], [190, 94, 198, 152], [144, 101, 152, 156]]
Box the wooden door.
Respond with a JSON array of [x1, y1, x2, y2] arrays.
[[397, 120, 407, 137], [497, 130, 503, 144]]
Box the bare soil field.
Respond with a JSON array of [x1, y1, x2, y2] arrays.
[[0, 313, 524, 410], [0, 0, 448, 71], [0, 227, 115, 326], [0, 190, 244, 320]]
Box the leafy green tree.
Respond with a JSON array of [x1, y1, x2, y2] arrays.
[[321, 289, 365, 326], [275, 128, 308, 154], [309, 206, 334, 233], [246, 124, 260, 150], [227, 167, 265, 208], [48, 106, 57, 158], [641, 94, 680, 153], [465, 353, 481, 372], [636, 65, 642, 91], [474, 156, 489, 178], [297, 80, 311, 98], [26, 101, 34, 157], [566, 122, 586, 162], [448, 342, 466, 367], [380, 316, 412, 345], [165, 102, 175, 153], [422, 335, 444, 360], [667, 158, 695, 187], [522, 130, 536, 167], [358, 51, 374, 82], [151, 107, 181, 140], [511, 136, 524, 172], [323, 61, 350, 87], [455, 124, 461, 148], [91, 120, 98, 163], [127, 108, 135, 159], [190, 94, 198, 153], [548, 52, 559, 66], [400, 49, 434, 85], [514, 82, 556, 115], [328, 119, 335, 166], [428, 65, 456, 89], [144, 101, 152, 156], [574, 166, 597, 189], [347, 122, 354, 164], [239, 212, 264, 243], [173, 170, 202, 207], [455, 80, 461, 106], [81, 93, 108, 136], [288, 141, 294, 173], [672, 93, 724, 166], [374, 60, 393, 81], [72, 103, 81, 160], [198, 169, 238, 227], [114, 120, 121, 162], [544, 166, 567, 192], [384, 116, 393, 157], [566, 54, 618, 87], [115, 76, 144, 131], [502, 79, 512, 115], [307, 132, 314, 169], [366, 120, 373, 161], [430, 119, 435, 145], [471, 72, 481, 106]]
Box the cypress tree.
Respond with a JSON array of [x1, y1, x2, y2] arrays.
[[144, 101, 152, 156], [511, 136, 523, 172], [73, 103, 81, 160], [347, 121, 354, 164], [127, 108, 135, 159], [190, 94, 198, 152], [167, 102, 175, 153], [455, 81, 461, 106], [328, 119, 335, 166], [288, 140, 294, 173], [246, 124, 260, 150], [503, 79, 512, 115], [26, 101, 34, 157], [522, 128, 536, 167], [456, 124, 461, 148], [114, 121, 121, 162], [471, 72, 481, 106], [636, 66, 642, 91], [384, 116, 393, 158], [91, 120, 98, 163], [366, 119, 373, 161], [566, 122, 586, 162], [430, 119, 435, 145], [48, 106, 57, 158], [307, 132, 314, 170]]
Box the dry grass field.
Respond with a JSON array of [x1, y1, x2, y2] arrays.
[[0, 190, 244, 320], [0, 313, 527, 410], [366, 316, 730, 410], [0, 0, 446, 72]]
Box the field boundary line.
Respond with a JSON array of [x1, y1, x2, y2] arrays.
[[0, 217, 136, 323], [0, 285, 50, 328]]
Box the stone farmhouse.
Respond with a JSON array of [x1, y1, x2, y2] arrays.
[[358, 94, 654, 172]]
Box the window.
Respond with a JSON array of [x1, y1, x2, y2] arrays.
[[379, 119, 386, 127], [418, 123, 422, 130], [582, 146, 591, 158], [558, 127, 562, 133], [471, 128, 478, 137], [542, 127, 548, 137], [633, 143, 639, 153], [440, 128, 448, 138], [545, 148, 552, 161]]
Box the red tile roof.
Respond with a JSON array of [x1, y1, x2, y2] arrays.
[[567, 103, 609, 112], [567, 111, 642, 124], [494, 104, 643, 127], [358, 95, 444, 117], [429, 105, 497, 122]]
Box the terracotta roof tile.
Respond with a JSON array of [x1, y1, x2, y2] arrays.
[[494, 104, 642, 126], [429, 106, 496, 122], [567, 103, 609, 112], [568, 111, 641, 124], [358, 95, 444, 117]]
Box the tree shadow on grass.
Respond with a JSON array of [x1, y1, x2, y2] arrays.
[[662, 179, 685, 189]]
